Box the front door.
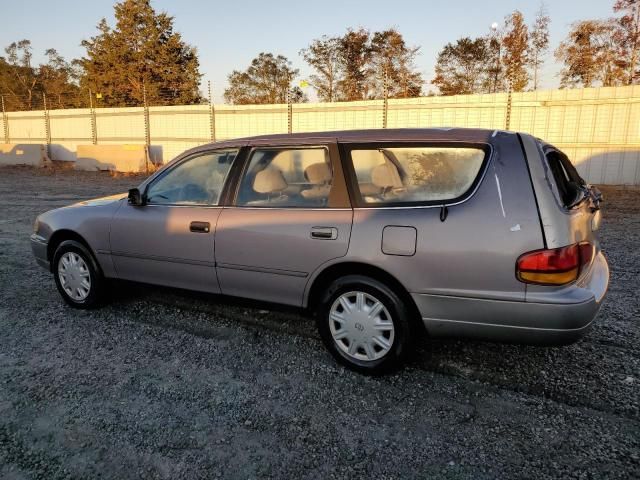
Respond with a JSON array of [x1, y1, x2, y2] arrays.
[[215, 143, 353, 306], [110, 149, 239, 293]]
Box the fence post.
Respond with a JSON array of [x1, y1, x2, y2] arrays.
[[287, 90, 293, 134], [505, 76, 513, 130], [89, 90, 97, 145], [208, 80, 216, 142], [1, 95, 8, 144], [382, 68, 389, 129], [142, 84, 150, 174], [43, 93, 51, 158]]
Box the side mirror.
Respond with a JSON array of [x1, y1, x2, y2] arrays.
[[128, 188, 145, 206]]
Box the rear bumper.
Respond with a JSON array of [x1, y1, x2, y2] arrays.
[[413, 251, 609, 345], [30, 234, 50, 270]]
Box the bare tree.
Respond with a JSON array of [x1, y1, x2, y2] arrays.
[[487, 26, 504, 93], [336, 28, 372, 101], [614, 0, 640, 84], [368, 28, 423, 99], [556, 19, 626, 87], [38, 49, 82, 108], [528, 3, 551, 90], [3, 40, 37, 108], [300, 36, 341, 102], [502, 10, 530, 91]]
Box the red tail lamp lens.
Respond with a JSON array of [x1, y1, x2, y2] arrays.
[[578, 242, 595, 271], [517, 244, 582, 285]]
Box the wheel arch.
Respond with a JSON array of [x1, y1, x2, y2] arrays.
[[305, 261, 424, 333], [47, 230, 98, 273]]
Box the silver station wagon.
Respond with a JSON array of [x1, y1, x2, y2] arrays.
[[31, 129, 609, 372]]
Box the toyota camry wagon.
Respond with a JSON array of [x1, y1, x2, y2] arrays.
[[31, 129, 609, 372]]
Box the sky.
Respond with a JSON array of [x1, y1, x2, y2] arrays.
[[0, 0, 616, 102]]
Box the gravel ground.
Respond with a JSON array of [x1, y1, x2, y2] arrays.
[[0, 166, 638, 479]]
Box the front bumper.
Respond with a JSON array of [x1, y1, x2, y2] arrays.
[[413, 251, 610, 345], [30, 234, 50, 270]]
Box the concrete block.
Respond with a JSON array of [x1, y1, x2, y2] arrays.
[[75, 144, 151, 173], [0, 144, 48, 167]]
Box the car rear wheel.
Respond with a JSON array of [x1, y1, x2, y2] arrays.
[[316, 275, 413, 373], [53, 240, 104, 309]]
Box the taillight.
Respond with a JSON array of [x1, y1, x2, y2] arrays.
[[578, 242, 595, 271], [516, 242, 594, 286]]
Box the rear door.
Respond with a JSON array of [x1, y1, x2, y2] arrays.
[[214, 141, 353, 306]]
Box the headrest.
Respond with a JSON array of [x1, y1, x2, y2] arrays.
[[371, 162, 403, 189], [206, 170, 224, 190], [253, 168, 287, 194], [304, 162, 331, 184]]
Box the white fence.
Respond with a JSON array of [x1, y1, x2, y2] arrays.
[[1, 85, 639, 184]]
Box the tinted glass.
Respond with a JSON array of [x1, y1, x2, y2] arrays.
[[349, 146, 485, 204], [236, 148, 332, 207], [146, 150, 237, 205]]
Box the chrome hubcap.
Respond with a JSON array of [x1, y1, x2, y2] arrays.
[[58, 252, 91, 301], [329, 291, 395, 362]]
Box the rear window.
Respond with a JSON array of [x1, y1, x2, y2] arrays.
[[544, 149, 585, 207], [346, 145, 487, 206]]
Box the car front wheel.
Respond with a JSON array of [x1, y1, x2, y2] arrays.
[[316, 275, 414, 373], [53, 240, 104, 309]]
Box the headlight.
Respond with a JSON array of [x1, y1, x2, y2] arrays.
[[33, 218, 40, 234]]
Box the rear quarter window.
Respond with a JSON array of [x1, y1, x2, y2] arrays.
[[544, 148, 586, 208], [345, 144, 488, 206]]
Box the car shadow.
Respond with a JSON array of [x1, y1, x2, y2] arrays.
[[106, 278, 557, 374]]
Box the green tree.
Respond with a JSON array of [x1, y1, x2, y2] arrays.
[[432, 37, 492, 95], [224, 52, 304, 104], [300, 36, 341, 102], [528, 3, 551, 90], [368, 29, 423, 99], [80, 0, 201, 106], [502, 10, 530, 91]]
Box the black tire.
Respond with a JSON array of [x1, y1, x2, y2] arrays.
[[316, 275, 414, 374], [52, 240, 105, 309]]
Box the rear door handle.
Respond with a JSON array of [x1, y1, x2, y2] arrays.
[[190, 221, 211, 233], [311, 226, 337, 240]]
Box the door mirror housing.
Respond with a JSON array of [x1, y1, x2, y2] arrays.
[[128, 188, 145, 206]]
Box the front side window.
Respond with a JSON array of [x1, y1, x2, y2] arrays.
[[236, 147, 333, 207], [348, 145, 486, 205], [146, 150, 238, 205]]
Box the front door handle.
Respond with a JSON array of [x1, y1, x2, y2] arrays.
[[190, 221, 211, 233], [311, 226, 338, 240]]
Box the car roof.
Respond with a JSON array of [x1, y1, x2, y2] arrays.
[[200, 128, 515, 150]]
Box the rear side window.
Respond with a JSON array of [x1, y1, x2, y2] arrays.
[[236, 147, 333, 207], [545, 149, 585, 207], [346, 145, 487, 205]]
